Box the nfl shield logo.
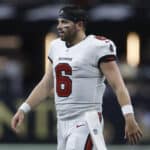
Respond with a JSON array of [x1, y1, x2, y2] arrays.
[[93, 128, 98, 135]]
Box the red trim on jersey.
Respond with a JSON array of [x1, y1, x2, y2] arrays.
[[95, 35, 110, 44], [100, 55, 116, 62], [95, 35, 108, 40], [84, 134, 93, 150], [98, 55, 116, 67]]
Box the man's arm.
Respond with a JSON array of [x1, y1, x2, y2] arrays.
[[100, 61, 143, 144], [25, 61, 53, 108], [11, 61, 53, 132]]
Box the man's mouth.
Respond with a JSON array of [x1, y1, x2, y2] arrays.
[[58, 31, 64, 36]]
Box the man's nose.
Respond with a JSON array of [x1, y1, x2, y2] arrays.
[[57, 23, 62, 30]]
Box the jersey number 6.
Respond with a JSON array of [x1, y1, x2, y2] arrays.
[[55, 63, 72, 97]]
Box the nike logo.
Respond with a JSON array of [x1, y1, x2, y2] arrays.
[[76, 124, 85, 128]]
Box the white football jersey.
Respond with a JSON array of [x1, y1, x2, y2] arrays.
[[48, 35, 116, 119]]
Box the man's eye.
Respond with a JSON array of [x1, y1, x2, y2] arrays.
[[63, 21, 68, 23]]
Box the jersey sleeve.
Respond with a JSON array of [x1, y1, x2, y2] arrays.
[[95, 39, 117, 67], [48, 40, 55, 63]]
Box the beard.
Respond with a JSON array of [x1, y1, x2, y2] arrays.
[[63, 31, 77, 43]]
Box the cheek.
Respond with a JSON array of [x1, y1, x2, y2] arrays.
[[70, 26, 78, 33], [63, 24, 71, 29], [64, 27, 75, 34]]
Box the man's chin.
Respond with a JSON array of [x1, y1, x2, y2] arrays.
[[59, 36, 66, 41]]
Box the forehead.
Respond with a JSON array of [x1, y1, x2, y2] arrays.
[[57, 18, 74, 23]]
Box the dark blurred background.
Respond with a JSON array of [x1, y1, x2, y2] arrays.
[[0, 0, 150, 145]]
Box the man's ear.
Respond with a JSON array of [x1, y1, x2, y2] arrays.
[[76, 21, 84, 31]]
